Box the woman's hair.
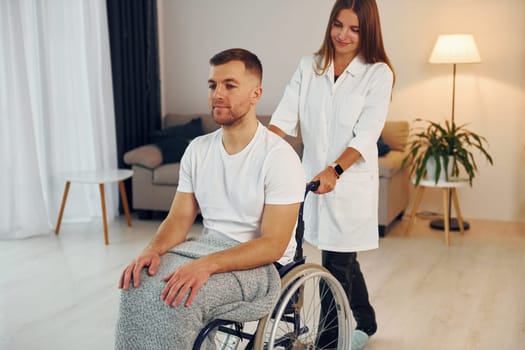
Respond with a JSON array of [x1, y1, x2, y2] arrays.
[[315, 0, 395, 82], [209, 48, 263, 83]]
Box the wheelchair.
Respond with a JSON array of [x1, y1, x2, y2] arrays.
[[192, 181, 352, 349]]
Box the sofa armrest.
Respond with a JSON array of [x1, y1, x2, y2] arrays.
[[381, 121, 409, 152], [123, 144, 163, 169]]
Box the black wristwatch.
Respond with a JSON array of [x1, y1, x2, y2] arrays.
[[330, 163, 344, 177]]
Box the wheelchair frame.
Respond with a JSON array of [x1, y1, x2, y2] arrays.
[[192, 182, 352, 349]]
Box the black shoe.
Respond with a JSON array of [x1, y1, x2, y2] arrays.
[[357, 323, 377, 337]]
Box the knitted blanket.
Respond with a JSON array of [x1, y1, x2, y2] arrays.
[[170, 232, 281, 322], [115, 232, 281, 349]]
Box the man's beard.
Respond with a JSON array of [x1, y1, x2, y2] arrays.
[[212, 107, 248, 126]]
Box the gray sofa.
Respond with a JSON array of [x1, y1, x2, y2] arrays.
[[123, 114, 409, 236]]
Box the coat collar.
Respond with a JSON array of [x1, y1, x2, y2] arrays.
[[325, 54, 367, 79], [344, 55, 367, 77]]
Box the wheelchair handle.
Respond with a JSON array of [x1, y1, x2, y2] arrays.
[[294, 180, 320, 261], [305, 180, 320, 196], [301, 180, 319, 216]]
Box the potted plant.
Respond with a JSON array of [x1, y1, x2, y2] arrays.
[[402, 118, 493, 186]]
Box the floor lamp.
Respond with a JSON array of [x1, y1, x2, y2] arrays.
[[428, 34, 481, 231]]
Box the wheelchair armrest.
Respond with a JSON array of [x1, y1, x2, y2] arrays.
[[277, 257, 305, 278]]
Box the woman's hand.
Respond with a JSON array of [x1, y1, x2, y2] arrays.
[[312, 166, 339, 194]]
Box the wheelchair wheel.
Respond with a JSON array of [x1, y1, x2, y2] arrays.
[[253, 263, 351, 350], [192, 320, 244, 350], [213, 325, 241, 350]]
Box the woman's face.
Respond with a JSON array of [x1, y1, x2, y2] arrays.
[[330, 8, 360, 59]]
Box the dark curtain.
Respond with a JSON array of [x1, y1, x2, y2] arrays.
[[106, 0, 161, 212]]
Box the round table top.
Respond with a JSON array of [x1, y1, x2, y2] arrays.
[[413, 178, 469, 188], [58, 169, 133, 184]]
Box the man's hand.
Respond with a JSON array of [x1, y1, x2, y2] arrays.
[[160, 258, 214, 307], [118, 248, 161, 290], [118, 192, 199, 291]]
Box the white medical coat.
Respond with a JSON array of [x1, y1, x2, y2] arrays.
[[271, 55, 393, 252]]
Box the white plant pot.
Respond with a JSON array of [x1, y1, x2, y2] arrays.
[[426, 156, 454, 182]]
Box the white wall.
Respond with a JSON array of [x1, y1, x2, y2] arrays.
[[158, 0, 333, 115], [158, 0, 525, 223]]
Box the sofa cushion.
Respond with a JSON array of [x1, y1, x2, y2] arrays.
[[152, 117, 204, 141], [377, 136, 391, 156], [154, 137, 189, 164], [164, 114, 274, 135], [123, 145, 162, 169], [153, 163, 181, 185], [149, 117, 205, 164], [381, 121, 409, 152], [164, 114, 219, 134], [378, 150, 405, 178]]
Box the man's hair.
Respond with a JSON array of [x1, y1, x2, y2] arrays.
[[209, 48, 263, 82]]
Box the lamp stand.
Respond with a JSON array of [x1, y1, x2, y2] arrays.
[[430, 218, 470, 231], [451, 63, 456, 123], [429, 62, 470, 232]]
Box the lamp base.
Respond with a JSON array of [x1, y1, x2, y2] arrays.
[[430, 218, 470, 231]]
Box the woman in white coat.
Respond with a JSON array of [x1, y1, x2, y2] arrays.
[[269, 0, 394, 348]]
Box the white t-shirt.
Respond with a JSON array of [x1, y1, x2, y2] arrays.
[[177, 122, 306, 265]]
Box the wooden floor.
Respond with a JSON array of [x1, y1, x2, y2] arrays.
[[1, 215, 524, 350]]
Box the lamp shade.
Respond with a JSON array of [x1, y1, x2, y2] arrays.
[[429, 34, 481, 64]]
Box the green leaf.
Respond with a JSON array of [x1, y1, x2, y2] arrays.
[[402, 118, 493, 186]]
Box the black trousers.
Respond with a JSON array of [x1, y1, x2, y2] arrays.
[[317, 250, 377, 347]]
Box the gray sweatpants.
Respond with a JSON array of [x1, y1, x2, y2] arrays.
[[115, 234, 280, 349]]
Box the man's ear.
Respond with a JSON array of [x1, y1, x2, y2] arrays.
[[251, 85, 263, 103]]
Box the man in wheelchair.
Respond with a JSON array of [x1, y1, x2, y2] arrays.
[[115, 48, 305, 349]]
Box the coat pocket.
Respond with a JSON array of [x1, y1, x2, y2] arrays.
[[334, 171, 375, 221]]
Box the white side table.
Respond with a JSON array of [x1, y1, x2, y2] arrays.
[[405, 178, 467, 246], [54, 169, 133, 244]]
